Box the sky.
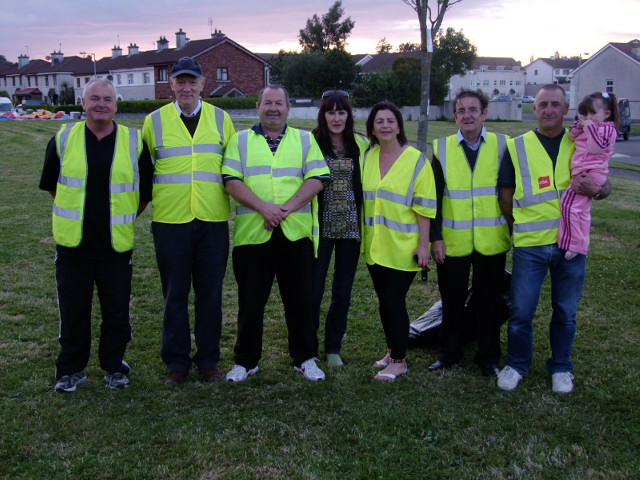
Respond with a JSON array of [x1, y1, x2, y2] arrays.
[[1, 0, 639, 67]]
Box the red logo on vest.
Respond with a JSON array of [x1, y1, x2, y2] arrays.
[[538, 176, 551, 189]]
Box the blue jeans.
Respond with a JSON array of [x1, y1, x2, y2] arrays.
[[506, 244, 586, 375], [312, 238, 360, 354]]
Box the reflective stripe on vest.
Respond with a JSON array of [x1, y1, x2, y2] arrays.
[[147, 103, 230, 222], [509, 130, 573, 247], [53, 122, 141, 252], [434, 133, 510, 256]]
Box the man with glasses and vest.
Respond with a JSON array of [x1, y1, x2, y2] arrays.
[[428, 89, 510, 378], [497, 84, 611, 393], [142, 57, 236, 385], [40, 78, 153, 392], [222, 85, 330, 382]]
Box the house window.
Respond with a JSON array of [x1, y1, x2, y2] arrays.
[[127, 73, 134, 85], [85, 77, 90, 85], [494, 80, 497, 86], [509, 80, 513, 85], [27, 77, 31, 87], [143, 72, 151, 84], [53, 75, 57, 86], [516, 81, 522, 86], [158, 67, 168, 82], [45, 75, 49, 87], [217, 67, 229, 82], [606, 79, 614, 93], [12, 77, 16, 86], [499, 80, 506, 86], [117, 74, 122, 85], [76, 78, 81, 88], [534, 69, 538, 76], [483, 80, 489, 86]]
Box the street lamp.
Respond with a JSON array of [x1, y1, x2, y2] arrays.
[[79, 51, 97, 78]]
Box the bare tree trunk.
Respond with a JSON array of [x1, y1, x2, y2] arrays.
[[416, 0, 430, 154], [404, 0, 462, 154]]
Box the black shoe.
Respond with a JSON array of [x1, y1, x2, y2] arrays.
[[428, 360, 449, 372], [481, 364, 500, 377]]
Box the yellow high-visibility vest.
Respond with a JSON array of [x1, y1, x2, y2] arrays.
[[222, 126, 329, 252], [433, 132, 510, 256], [507, 130, 574, 247], [53, 121, 142, 252], [362, 145, 437, 271], [142, 102, 235, 223]]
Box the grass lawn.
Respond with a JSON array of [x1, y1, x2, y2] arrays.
[[0, 118, 639, 479]]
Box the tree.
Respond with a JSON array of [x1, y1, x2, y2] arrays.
[[376, 37, 393, 54], [270, 49, 359, 98], [428, 27, 476, 104], [59, 81, 75, 105], [298, 0, 355, 53], [392, 57, 421, 105], [398, 42, 420, 53], [402, 0, 463, 153]]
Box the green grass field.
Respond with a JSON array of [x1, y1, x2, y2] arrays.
[[0, 118, 639, 479]]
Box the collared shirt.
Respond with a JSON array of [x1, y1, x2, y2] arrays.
[[174, 99, 202, 118], [457, 126, 487, 151], [251, 123, 287, 154]]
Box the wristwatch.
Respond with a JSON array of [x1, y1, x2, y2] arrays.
[[593, 187, 604, 200]]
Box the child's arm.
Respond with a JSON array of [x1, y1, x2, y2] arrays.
[[584, 122, 617, 154]]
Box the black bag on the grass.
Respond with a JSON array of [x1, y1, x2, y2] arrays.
[[408, 270, 512, 347]]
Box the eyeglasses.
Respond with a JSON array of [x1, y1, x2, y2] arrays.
[[322, 90, 349, 99], [455, 107, 481, 115]]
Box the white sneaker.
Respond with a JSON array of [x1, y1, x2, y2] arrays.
[[295, 358, 325, 381], [552, 372, 575, 394], [226, 364, 259, 383], [497, 366, 523, 391]]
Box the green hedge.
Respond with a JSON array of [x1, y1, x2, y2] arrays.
[[35, 96, 259, 114]]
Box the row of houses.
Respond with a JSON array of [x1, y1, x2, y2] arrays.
[[1, 29, 638, 117]]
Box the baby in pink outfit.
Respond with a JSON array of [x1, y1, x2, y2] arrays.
[[559, 92, 619, 260]]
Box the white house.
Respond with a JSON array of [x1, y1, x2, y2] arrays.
[[570, 39, 640, 118], [449, 57, 525, 100]]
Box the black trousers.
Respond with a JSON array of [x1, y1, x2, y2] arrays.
[[436, 251, 507, 366], [367, 264, 417, 360], [153, 220, 229, 372], [55, 251, 133, 379], [232, 227, 318, 369]]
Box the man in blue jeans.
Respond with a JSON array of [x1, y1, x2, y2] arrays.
[[497, 84, 611, 393]]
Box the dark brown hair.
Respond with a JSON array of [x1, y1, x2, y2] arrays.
[[366, 101, 407, 147], [453, 89, 488, 114], [578, 92, 620, 129]]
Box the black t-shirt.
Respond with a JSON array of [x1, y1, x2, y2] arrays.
[[498, 128, 566, 188], [39, 123, 154, 258]]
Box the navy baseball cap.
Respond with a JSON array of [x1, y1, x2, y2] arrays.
[[171, 57, 204, 78]]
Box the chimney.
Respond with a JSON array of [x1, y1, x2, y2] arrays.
[[51, 51, 64, 65], [18, 54, 29, 67], [176, 28, 189, 49], [631, 40, 640, 58], [211, 28, 225, 38], [111, 45, 122, 58], [128, 43, 139, 56], [156, 36, 169, 52]]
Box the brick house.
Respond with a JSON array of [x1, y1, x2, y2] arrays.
[[149, 30, 269, 100]]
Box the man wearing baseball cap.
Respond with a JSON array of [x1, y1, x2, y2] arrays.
[[143, 57, 236, 385]]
